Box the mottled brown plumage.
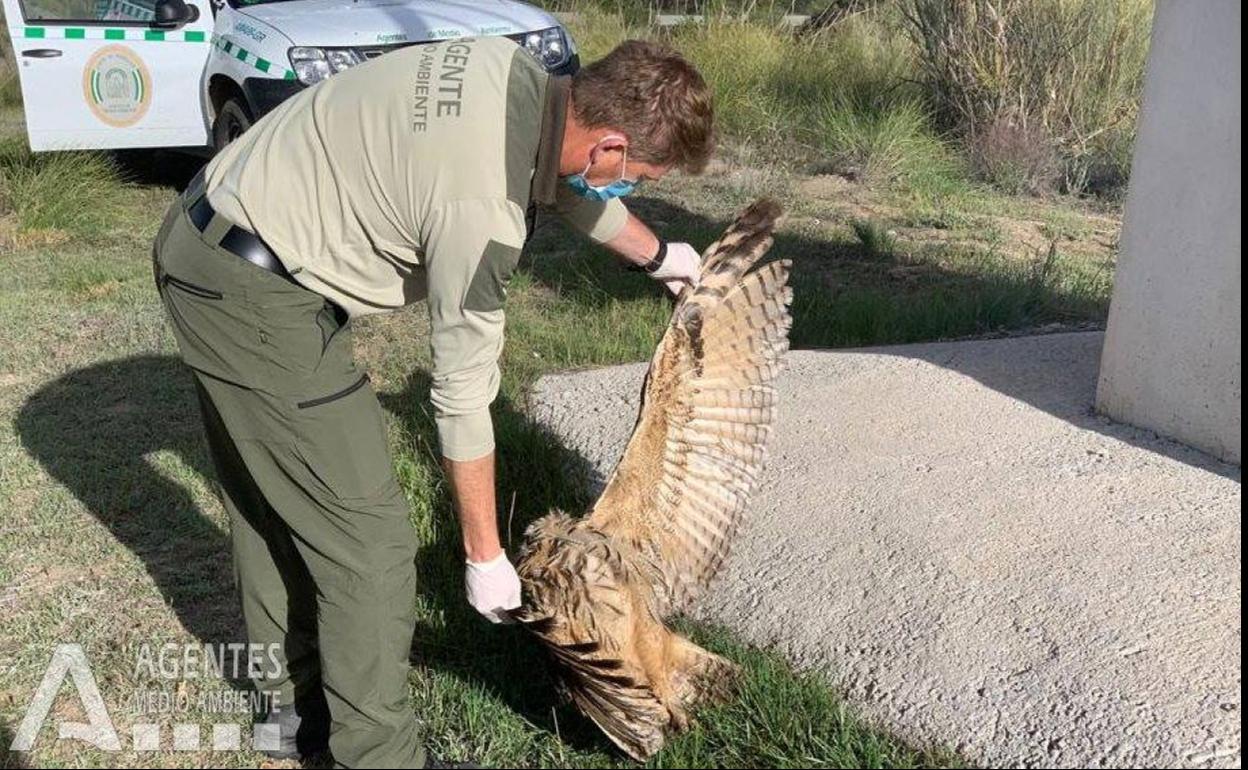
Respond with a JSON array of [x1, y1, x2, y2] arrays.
[[512, 199, 793, 760]]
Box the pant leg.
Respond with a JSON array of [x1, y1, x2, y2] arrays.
[[196, 372, 424, 769], [193, 377, 322, 710], [155, 203, 425, 768]]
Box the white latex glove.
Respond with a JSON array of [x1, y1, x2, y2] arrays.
[[465, 551, 521, 624], [650, 242, 702, 296]]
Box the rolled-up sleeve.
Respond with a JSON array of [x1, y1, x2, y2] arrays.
[[551, 183, 629, 244], [423, 199, 526, 461]]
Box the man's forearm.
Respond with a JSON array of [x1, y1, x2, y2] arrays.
[[441, 452, 502, 562], [605, 211, 661, 267], [603, 211, 703, 294]]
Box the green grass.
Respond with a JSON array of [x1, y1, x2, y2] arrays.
[[0, 66, 18, 111], [408, 620, 958, 768], [787, 242, 1111, 349], [0, 7, 18, 108], [0, 136, 127, 236]]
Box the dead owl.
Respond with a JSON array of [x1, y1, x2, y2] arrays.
[[510, 199, 793, 760]]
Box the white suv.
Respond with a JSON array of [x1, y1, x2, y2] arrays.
[[2, 0, 576, 151]]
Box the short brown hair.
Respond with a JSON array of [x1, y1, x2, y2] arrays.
[[571, 40, 714, 174]]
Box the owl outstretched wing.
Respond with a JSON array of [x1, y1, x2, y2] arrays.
[[585, 198, 793, 612]]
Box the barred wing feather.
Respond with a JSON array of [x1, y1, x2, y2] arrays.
[[585, 198, 793, 612]]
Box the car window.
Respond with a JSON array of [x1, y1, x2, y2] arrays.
[[21, 0, 156, 23]]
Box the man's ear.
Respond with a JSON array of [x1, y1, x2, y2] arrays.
[[592, 133, 629, 161]]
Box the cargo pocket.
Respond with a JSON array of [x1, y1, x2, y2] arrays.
[[296, 373, 370, 410], [292, 374, 397, 503], [161, 273, 224, 300], [246, 269, 347, 382]]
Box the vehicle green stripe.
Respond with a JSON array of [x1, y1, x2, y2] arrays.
[[18, 25, 294, 78], [21, 26, 208, 42], [211, 34, 296, 80]]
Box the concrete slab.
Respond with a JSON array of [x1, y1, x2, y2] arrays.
[[527, 332, 1242, 769]]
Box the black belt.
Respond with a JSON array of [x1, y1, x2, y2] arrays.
[[184, 172, 294, 282]]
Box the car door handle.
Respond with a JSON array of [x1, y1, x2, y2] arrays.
[[22, 48, 63, 58]]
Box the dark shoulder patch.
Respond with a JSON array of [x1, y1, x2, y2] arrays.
[[504, 47, 544, 207], [463, 239, 522, 313]]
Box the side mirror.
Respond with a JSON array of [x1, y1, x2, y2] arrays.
[[153, 0, 199, 29]]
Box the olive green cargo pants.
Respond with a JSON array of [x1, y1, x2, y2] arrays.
[[153, 195, 424, 768]]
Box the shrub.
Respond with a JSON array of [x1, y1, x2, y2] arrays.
[[901, 0, 1152, 195], [813, 97, 962, 192], [966, 116, 1059, 195], [850, 217, 897, 258], [0, 137, 124, 237]]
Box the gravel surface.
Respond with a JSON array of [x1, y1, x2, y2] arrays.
[[528, 332, 1242, 769]]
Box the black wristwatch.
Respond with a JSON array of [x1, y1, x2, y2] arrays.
[[627, 240, 668, 274]]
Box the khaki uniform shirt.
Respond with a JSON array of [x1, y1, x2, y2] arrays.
[[203, 37, 628, 460]]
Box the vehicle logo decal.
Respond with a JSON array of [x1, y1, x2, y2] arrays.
[[81, 44, 152, 128]]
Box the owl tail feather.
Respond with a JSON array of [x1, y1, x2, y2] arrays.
[[560, 633, 742, 762]]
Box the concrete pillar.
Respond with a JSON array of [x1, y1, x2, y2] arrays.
[[1097, 0, 1241, 464]]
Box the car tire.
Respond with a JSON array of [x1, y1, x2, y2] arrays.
[[212, 97, 253, 152]]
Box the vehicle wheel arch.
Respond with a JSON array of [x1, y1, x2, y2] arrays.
[[207, 74, 253, 126]]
